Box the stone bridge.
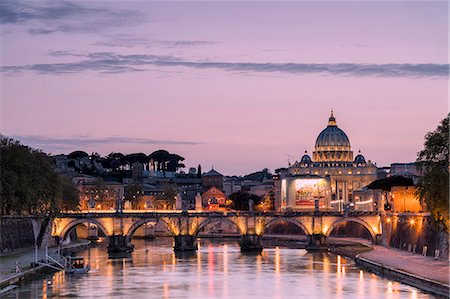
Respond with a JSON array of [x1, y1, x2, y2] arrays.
[[52, 211, 382, 257]]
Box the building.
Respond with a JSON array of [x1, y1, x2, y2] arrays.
[[202, 186, 227, 210], [179, 185, 202, 210], [283, 110, 378, 211], [133, 184, 165, 210], [202, 168, 224, 191], [77, 180, 125, 211], [353, 189, 385, 212], [132, 162, 144, 183], [390, 186, 424, 213], [389, 163, 421, 184], [223, 177, 242, 196], [280, 175, 331, 211]]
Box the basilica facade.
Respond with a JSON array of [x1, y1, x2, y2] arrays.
[[281, 111, 378, 211]]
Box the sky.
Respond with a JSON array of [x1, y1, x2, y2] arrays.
[[0, 1, 448, 175]]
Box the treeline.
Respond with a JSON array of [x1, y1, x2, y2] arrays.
[[67, 150, 185, 174], [416, 114, 449, 228], [0, 136, 79, 215]]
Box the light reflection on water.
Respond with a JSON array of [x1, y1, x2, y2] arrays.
[[2, 238, 433, 299]]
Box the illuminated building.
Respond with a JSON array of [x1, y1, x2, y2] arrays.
[[285, 110, 378, 211], [201, 186, 227, 210], [280, 176, 331, 210], [390, 186, 424, 213], [77, 180, 125, 211]]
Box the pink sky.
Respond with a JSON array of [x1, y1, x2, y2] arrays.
[[0, 1, 448, 175]]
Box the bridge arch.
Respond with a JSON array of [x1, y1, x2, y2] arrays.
[[324, 217, 376, 242], [264, 218, 311, 235], [59, 218, 110, 241], [125, 218, 174, 241], [194, 217, 243, 236]]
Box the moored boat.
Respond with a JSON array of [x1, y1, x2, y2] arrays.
[[65, 257, 90, 274]]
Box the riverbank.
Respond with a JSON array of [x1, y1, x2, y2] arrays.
[[355, 245, 449, 297], [0, 240, 92, 293], [265, 235, 449, 297]]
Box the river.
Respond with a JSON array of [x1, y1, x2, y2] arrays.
[[1, 238, 434, 298]]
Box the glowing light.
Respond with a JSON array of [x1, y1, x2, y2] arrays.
[[355, 199, 373, 205], [330, 200, 343, 204], [275, 246, 281, 274], [337, 255, 341, 274], [386, 218, 391, 223], [409, 219, 415, 225]]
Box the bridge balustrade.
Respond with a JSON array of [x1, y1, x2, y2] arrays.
[[52, 211, 382, 257]]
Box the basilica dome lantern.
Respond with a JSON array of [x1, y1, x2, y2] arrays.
[[313, 110, 353, 163]]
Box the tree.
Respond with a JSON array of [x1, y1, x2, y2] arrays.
[[416, 114, 449, 227], [0, 136, 79, 215], [57, 175, 80, 212], [366, 176, 414, 191], [148, 150, 170, 175], [104, 152, 126, 170], [166, 154, 185, 172], [124, 153, 148, 167], [124, 183, 143, 209], [154, 184, 178, 210], [197, 164, 202, 178], [228, 191, 262, 211], [67, 151, 89, 160]]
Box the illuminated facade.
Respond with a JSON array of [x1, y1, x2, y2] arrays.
[[202, 186, 227, 211], [280, 176, 331, 211], [390, 186, 424, 213], [78, 182, 125, 211], [287, 111, 378, 211]]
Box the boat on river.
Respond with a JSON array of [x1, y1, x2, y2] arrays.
[[65, 257, 90, 274]]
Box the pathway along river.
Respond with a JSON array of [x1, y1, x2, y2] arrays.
[[2, 238, 434, 298]]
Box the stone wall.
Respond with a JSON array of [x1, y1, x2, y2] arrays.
[[382, 214, 449, 260], [0, 217, 36, 253], [0, 216, 56, 254]]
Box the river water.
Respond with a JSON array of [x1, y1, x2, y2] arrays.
[[2, 238, 433, 298]]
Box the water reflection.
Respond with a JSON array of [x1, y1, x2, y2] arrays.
[[3, 238, 432, 299]]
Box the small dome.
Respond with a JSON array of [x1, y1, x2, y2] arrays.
[[300, 150, 312, 163], [354, 150, 366, 164]]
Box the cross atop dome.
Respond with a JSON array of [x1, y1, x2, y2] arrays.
[[328, 109, 337, 126]]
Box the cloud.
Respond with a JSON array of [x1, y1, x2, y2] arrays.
[[10, 135, 203, 152], [0, 1, 147, 35], [93, 34, 219, 49], [1, 51, 448, 78]]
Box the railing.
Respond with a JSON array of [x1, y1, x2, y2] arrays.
[[56, 210, 382, 218]]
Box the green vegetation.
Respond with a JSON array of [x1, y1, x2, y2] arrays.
[[228, 191, 262, 211], [153, 184, 178, 209], [416, 114, 449, 228], [0, 136, 79, 215], [124, 183, 144, 208]]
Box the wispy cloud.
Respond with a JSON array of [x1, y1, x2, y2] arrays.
[[0, 1, 147, 35], [93, 34, 219, 49], [10, 135, 203, 152], [1, 51, 448, 78]]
